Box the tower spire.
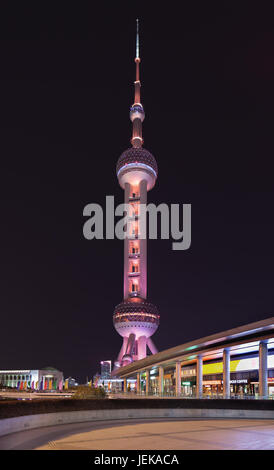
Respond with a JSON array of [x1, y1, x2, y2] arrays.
[[130, 19, 145, 148], [136, 18, 139, 61], [134, 18, 140, 100]]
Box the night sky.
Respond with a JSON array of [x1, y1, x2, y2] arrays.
[[1, 4, 274, 382]]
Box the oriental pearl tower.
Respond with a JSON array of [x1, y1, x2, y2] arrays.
[[113, 20, 160, 368]]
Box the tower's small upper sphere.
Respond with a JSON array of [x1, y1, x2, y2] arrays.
[[130, 104, 145, 122], [116, 147, 158, 190]]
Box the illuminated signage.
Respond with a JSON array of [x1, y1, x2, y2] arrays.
[[203, 355, 274, 375], [229, 379, 248, 384], [203, 380, 221, 385]]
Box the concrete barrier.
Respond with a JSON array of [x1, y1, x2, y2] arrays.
[[1, 407, 274, 437]]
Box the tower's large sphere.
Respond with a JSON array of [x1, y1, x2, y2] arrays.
[[116, 147, 158, 190], [113, 299, 160, 339]]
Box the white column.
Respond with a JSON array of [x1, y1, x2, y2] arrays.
[[139, 179, 147, 298], [175, 362, 182, 397], [158, 366, 164, 396], [146, 370, 150, 396], [223, 348, 230, 399], [196, 355, 203, 399], [123, 182, 130, 299], [259, 341, 268, 398]]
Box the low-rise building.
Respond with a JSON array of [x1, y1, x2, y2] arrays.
[[0, 367, 63, 391]]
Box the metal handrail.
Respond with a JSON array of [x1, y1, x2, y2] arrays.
[[118, 391, 274, 400]]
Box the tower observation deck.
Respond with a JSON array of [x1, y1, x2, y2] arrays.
[[113, 20, 160, 368]]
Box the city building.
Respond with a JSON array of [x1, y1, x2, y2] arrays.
[[92, 361, 131, 392], [65, 377, 79, 388], [100, 361, 111, 380], [112, 316, 274, 398], [0, 367, 63, 390], [113, 20, 160, 368]]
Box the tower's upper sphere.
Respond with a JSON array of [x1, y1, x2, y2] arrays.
[[116, 147, 158, 190], [130, 104, 145, 122]]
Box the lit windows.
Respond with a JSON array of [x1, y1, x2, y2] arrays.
[[131, 263, 139, 273]]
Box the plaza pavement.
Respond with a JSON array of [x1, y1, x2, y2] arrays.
[[31, 419, 274, 450]]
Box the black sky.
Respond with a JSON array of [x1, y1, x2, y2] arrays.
[[1, 3, 274, 382]]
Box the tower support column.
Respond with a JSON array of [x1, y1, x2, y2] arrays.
[[223, 348, 230, 399], [158, 366, 164, 396], [175, 362, 182, 397], [123, 378, 127, 393], [118, 337, 128, 363], [147, 337, 158, 355], [196, 355, 203, 399], [138, 335, 147, 360], [259, 341, 268, 398]]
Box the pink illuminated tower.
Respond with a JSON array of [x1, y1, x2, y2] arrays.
[[113, 20, 160, 368]]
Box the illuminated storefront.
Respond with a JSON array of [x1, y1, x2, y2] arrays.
[[141, 352, 274, 397], [113, 317, 274, 399], [178, 353, 274, 397], [123, 352, 274, 397]]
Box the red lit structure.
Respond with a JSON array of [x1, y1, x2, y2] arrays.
[[113, 20, 159, 368]]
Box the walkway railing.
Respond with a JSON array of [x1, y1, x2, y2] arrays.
[[109, 391, 274, 400]]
